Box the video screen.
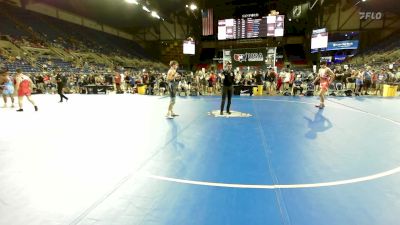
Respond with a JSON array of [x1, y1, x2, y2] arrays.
[[311, 28, 328, 50], [183, 40, 195, 55]]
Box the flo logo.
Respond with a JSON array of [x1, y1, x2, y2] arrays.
[[359, 12, 383, 20], [233, 54, 246, 62]]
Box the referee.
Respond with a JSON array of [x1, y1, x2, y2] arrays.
[[56, 69, 68, 103], [220, 62, 234, 115]]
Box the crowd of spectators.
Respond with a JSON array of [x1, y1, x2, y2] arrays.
[[15, 60, 396, 98]]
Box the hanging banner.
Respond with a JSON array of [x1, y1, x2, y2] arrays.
[[327, 40, 359, 51], [334, 54, 347, 63], [320, 56, 333, 63], [291, 2, 309, 19]]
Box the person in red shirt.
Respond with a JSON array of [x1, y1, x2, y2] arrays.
[[371, 69, 378, 93], [43, 74, 50, 93], [14, 69, 38, 112], [313, 61, 335, 109], [289, 70, 296, 90], [265, 67, 277, 95], [207, 72, 216, 94], [142, 72, 149, 85], [114, 69, 122, 93], [276, 71, 283, 93]]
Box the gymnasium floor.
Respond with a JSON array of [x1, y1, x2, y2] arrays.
[[0, 94, 399, 225]]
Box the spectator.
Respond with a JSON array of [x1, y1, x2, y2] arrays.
[[292, 75, 304, 96], [114, 69, 122, 93]]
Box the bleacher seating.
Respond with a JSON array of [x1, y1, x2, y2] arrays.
[[349, 32, 400, 65], [0, 3, 153, 60], [0, 10, 29, 38]]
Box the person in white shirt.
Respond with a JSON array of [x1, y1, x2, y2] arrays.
[[283, 70, 291, 91], [234, 71, 241, 85]]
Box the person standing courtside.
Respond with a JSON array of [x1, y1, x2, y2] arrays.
[[166, 60, 180, 119], [0, 67, 15, 108], [114, 68, 122, 94], [56, 69, 68, 103], [313, 61, 335, 109], [220, 62, 234, 115]]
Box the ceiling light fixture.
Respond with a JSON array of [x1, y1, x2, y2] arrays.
[[151, 11, 160, 19], [142, 6, 150, 12], [189, 3, 197, 10], [125, 0, 139, 4]]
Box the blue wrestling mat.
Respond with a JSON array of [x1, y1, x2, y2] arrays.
[[0, 95, 399, 225]]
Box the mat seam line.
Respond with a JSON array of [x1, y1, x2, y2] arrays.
[[252, 101, 292, 225]]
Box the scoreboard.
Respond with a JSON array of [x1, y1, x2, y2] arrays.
[[218, 15, 284, 40]]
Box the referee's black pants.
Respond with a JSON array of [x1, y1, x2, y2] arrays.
[[220, 86, 233, 113], [57, 85, 68, 102]]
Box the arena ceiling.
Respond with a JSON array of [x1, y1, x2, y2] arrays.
[[360, 0, 400, 14], [23, 0, 399, 35], [25, 0, 311, 33], [28, 0, 187, 32]]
